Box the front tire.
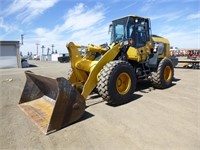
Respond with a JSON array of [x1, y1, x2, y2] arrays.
[[97, 60, 136, 105], [151, 58, 174, 89]]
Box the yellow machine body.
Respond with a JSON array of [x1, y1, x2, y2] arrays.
[[68, 37, 171, 99], [67, 42, 121, 98]]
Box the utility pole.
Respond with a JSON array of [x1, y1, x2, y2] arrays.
[[51, 44, 54, 53], [21, 34, 24, 45], [19, 34, 24, 57], [41, 45, 45, 55], [36, 43, 40, 56], [47, 47, 50, 55]]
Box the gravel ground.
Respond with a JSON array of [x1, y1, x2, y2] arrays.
[[0, 60, 199, 150]]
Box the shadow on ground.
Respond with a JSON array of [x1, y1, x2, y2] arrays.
[[106, 93, 142, 107], [28, 64, 38, 68], [172, 77, 181, 82], [22, 64, 38, 68], [46, 78, 182, 134], [79, 111, 94, 122], [55, 111, 94, 135], [136, 80, 152, 92], [85, 78, 181, 108]]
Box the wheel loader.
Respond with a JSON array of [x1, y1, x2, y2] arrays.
[[19, 15, 177, 134]]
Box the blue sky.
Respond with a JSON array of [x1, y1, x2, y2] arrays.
[[0, 0, 199, 55]]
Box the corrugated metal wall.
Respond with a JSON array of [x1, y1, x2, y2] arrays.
[[0, 41, 21, 69]]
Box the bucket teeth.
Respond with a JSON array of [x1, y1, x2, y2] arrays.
[[19, 71, 85, 134]]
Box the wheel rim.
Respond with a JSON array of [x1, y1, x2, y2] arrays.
[[116, 73, 131, 95], [164, 66, 172, 81]]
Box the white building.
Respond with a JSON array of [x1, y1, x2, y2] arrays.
[[0, 41, 21, 69]]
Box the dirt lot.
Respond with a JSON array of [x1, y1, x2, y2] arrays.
[[0, 60, 199, 150]]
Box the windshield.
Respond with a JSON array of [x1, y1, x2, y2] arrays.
[[111, 17, 129, 43], [110, 17, 150, 47]]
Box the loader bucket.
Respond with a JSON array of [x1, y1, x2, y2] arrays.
[[19, 71, 85, 134]]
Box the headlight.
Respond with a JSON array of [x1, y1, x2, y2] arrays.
[[123, 39, 133, 46], [123, 40, 129, 45]]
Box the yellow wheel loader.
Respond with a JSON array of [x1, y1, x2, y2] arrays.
[[19, 15, 177, 134]]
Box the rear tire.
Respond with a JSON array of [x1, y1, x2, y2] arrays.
[[97, 60, 136, 105], [151, 58, 174, 89]]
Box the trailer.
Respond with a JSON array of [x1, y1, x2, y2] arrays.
[[178, 60, 200, 69]]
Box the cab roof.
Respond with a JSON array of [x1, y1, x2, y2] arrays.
[[112, 15, 149, 22]]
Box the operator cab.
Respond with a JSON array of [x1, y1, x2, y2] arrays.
[[110, 15, 151, 48]]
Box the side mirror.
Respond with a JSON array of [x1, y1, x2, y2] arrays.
[[154, 43, 164, 55]]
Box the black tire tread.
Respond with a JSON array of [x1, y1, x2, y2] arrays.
[[97, 60, 135, 104], [151, 58, 174, 89]]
